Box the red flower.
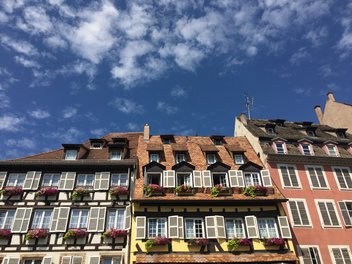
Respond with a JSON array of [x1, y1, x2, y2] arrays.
[[1, 187, 23, 196], [102, 229, 128, 238], [0, 229, 12, 238], [25, 229, 49, 240], [109, 186, 129, 196]]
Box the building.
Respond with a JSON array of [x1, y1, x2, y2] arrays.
[[0, 132, 142, 264], [235, 114, 352, 264], [315, 92, 352, 133], [130, 125, 297, 264]]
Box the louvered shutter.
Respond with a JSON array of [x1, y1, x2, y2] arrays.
[[163, 170, 175, 187], [193, 171, 202, 187], [124, 204, 131, 230], [61, 257, 71, 264], [297, 201, 310, 225], [3, 258, 19, 264], [50, 207, 70, 232], [215, 215, 226, 238], [59, 172, 76, 190], [23, 171, 37, 190], [41, 257, 52, 264], [237, 170, 245, 187], [11, 208, 32, 233], [229, 170, 238, 187], [289, 201, 302, 226], [112, 257, 122, 264], [202, 170, 212, 187], [88, 257, 100, 264], [135, 216, 146, 239], [0, 171, 7, 188], [338, 201, 352, 226], [178, 216, 184, 239], [245, 216, 258, 238], [168, 215, 179, 238], [278, 216, 291, 238], [100, 172, 110, 190], [260, 170, 272, 187], [2, 258, 9, 264], [32, 171, 42, 190], [94, 172, 102, 190], [205, 216, 216, 238], [88, 207, 106, 232], [72, 257, 82, 264], [326, 202, 340, 226]]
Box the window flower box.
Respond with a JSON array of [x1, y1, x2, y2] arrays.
[[0, 187, 24, 196], [243, 185, 267, 197], [145, 237, 171, 249], [72, 187, 90, 199], [211, 185, 232, 197], [109, 186, 129, 200], [227, 238, 252, 251], [35, 187, 59, 198], [102, 228, 128, 239], [264, 237, 285, 247], [143, 184, 163, 197], [25, 228, 49, 240], [187, 238, 209, 246], [63, 228, 87, 244], [0, 229, 11, 246], [175, 185, 194, 196]]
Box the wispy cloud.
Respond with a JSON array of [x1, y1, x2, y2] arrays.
[[5, 138, 35, 149], [126, 122, 139, 131], [90, 128, 107, 137], [28, 109, 50, 119], [62, 106, 78, 119], [43, 127, 83, 142], [157, 102, 179, 115], [15, 56, 40, 68], [290, 48, 310, 65], [0, 114, 25, 131], [0, 35, 38, 56], [109, 97, 144, 114]]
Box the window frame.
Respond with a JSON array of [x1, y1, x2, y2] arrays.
[[176, 172, 192, 187], [90, 142, 103, 149], [0, 210, 15, 229], [69, 209, 89, 229], [257, 217, 279, 239], [111, 173, 128, 187], [206, 153, 217, 165], [110, 149, 122, 160], [41, 173, 60, 188], [278, 164, 302, 189], [6, 173, 26, 187], [287, 199, 312, 227], [332, 167, 352, 191], [65, 149, 78, 160], [301, 143, 314, 156], [274, 142, 286, 154], [326, 144, 340, 157], [315, 199, 342, 228], [76, 173, 94, 189], [146, 172, 162, 186], [106, 208, 125, 230], [244, 172, 262, 186], [150, 153, 160, 163], [211, 172, 229, 187], [31, 209, 52, 229], [305, 165, 330, 190], [298, 245, 323, 264], [234, 154, 244, 165], [175, 153, 186, 163], [225, 218, 245, 239], [185, 218, 205, 239], [147, 217, 167, 238], [329, 245, 352, 264]]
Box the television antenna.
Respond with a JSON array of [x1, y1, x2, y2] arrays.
[[245, 93, 254, 120]]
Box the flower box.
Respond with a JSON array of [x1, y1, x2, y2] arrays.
[[109, 186, 129, 200], [243, 186, 267, 197], [102, 229, 128, 239], [227, 238, 252, 251], [143, 184, 164, 197], [0, 187, 24, 196], [72, 187, 90, 199], [211, 185, 232, 197], [264, 237, 285, 247], [35, 187, 59, 198], [187, 238, 209, 246], [175, 185, 194, 196], [145, 237, 171, 248], [25, 229, 49, 240], [63, 228, 87, 243], [0, 229, 12, 239]]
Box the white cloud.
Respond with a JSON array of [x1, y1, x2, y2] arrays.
[[5, 138, 35, 149], [14, 56, 40, 68], [171, 86, 187, 98], [28, 109, 50, 119], [319, 64, 333, 77], [126, 122, 139, 131], [157, 102, 179, 115], [0, 35, 38, 56], [44, 127, 82, 142], [44, 35, 67, 49], [290, 48, 310, 65], [109, 97, 143, 114], [62, 106, 78, 119], [0, 114, 24, 131], [1, 0, 25, 13], [0, 93, 10, 108], [305, 26, 328, 46], [57, 61, 96, 82], [90, 128, 107, 137], [293, 87, 311, 96], [0, 11, 9, 23]]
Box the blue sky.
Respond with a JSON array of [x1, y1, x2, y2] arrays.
[[1, 0, 352, 159]]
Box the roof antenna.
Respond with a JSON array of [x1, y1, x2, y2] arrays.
[[245, 92, 254, 120]]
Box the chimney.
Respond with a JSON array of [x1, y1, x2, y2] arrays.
[[143, 124, 150, 142], [314, 105, 323, 124], [327, 92, 335, 101], [239, 113, 248, 125]]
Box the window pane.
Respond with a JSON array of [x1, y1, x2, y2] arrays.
[[226, 219, 234, 238], [148, 219, 157, 238]]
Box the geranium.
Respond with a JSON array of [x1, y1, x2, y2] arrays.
[[227, 238, 252, 251], [188, 238, 209, 246], [143, 184, 163, 197], [0, 187, 23, 196], [35, 187, 59, 197], [0, 229, 12, 238], [25, 229, 48, 240], [63, 228, 87, 240], [145, 237, 171, 248], [175, 185, 193, 193], [264, 237, 285, 246], [109, 186, 129, 196], [72, 187, 89, 199], [102, 229, 128, 238], [211, 184, 231, 197], [243, 185, 268, 197]]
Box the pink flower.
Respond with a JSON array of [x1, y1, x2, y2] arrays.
[[103, 229, 128, 238], [109, 186, 129, 196], [25, 229, 48, 240], [0, 229, 12, 238]]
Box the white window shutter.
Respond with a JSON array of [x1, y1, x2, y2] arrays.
[[61, 257, 71, 264], [168, 215, 179, 238], [205, 216, 217, 238], [23, 171, 36, 190], [59, 172, 76, 190], [11, 208, 32, 233], [100, 172, 111, 190], [339, 201, 352, 226], [94, 172, 102, 190], [202, 170, 212, 187], [178, 216, 184, 239], [245, 216, 259, 238], [261, 170, 272, 187], [50, 207, 70, 232], [193, 171, 202, 187], [215, 215, 226, 238], [124, 204, 131, 230], [0, 171, 7, 188], [135, 216, 146, 239], [229, 170, 239, 187], [32, 171, 42, 190], [72, 257, 83, 264], [41, 257, 52, 264], [237, 170, 245, 187], [88, 207, 106, 232], [3, 258, 19, 264], [163, 170, 175, 187], [88, 257, 100, 264], [278, 216, 292, 238]]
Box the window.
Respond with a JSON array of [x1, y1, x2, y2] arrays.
[[185, 218, 204, 239], [146, 173, 162, 185], [24, 260, 42, 264], [42, 173, 60, 187], [333, 167, 352, 190], [102, 257, 122, 264], [266, 127, 275, 135], [225, 218, 245, 238], [111, 173, 128, 186], [212, 173, 228, 187], [234, 154, 244, 165], [338, 201, 352, 226], [244, 172, 261, 186], [31, 209, 52, 229], [299, 246, 322, 264], [279, 165, 301, 188], [306, 166, 329, 189], [6, 173, 25, 187], [177, 173, 192, 186], [258, 218, 278, 238], [162, 138, 171, 144], [307, 130, 316, 137], [337, 131, 347, 139], [301, 144, 313, 155], [150, 153, 160, 163], [107, 209, 125, 229], [76, 174, 94, 189], [275, 142, 286, 154], [175, 153, 186, 163], [69, 209, 89, 229], [330, 246, 352, 264], [0, 210, 15, 229], [206, 153, 217, 164], [110, 150, 122, 160], [327, 144, 339, 157], [288, 199, 311, 226], [91, 142, 103, 149], [65, 149, 77, 160], [148, 218, 166, 238], [213, 139, 223, 145], [316, 200, 341, 227]]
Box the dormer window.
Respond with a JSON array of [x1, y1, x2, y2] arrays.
[[234, 154, 244, 165], [150, 153, 160, 163], [211, 135, 225, 145], [307, 130, 316, 137], [337, 131, 347, 139], [65, 149, 77, 160], [326, 144, 339, 157], [300, 143, 313, 156], [274, 142, 286, 154], [163, 138, 171, 144], [91, 142, 103, 149], [110, 149, 122, 160], [206, 153, 217, 164], [175, 153, 186, 163], [267, 127, 275, 135], [213, 139, 223, 145]]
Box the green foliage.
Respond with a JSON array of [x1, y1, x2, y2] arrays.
[[243, 186, 256, 197], [227, 238, 240, 251], [211, 186, 221, 197], [145, 239, 154, 248]]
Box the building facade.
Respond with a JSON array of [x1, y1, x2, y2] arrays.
[[0, 133, 141, 264], [130, 125, 297, 264], [235, 115, 352, 264]]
